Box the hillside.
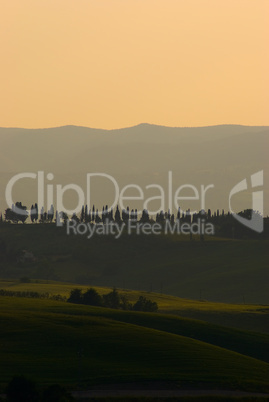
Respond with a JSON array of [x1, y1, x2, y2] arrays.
[[0, 296, 269, 392], [0, 224, 268, 304], [1, 279, 269, 334], [1, 124, 268, 215]]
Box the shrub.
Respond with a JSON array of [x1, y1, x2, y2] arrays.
[[67, 288, 83, 304], [6, 375, 39, 402], [42, 384, 74, 401], [82, 288, 103, 306], [20, 276, 31, 283], [102, 288, 121, 309], [133, 296, 158, 312]]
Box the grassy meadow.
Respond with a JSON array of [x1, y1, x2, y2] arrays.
[[0, 224, 268, 397], [1, 279, 269, 333], [0, 295, 269, 393]]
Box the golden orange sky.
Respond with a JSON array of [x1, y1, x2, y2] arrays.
[[0, 0, 268, 129]]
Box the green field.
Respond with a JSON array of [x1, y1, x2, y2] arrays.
[[0, 293, 269, 393], [1, 279, 269, 334], [0, 224, 268, 396]]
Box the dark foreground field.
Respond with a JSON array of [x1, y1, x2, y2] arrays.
[[0, 294, 268, 395], [0, 224, 268, 400]]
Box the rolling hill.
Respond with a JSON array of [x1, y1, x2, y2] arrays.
[[0, 296, 269, 392], [1, 124, 268, 216], [0, 224, 268, 304]]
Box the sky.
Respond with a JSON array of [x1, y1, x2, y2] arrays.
[[0, 0, 268, 129]]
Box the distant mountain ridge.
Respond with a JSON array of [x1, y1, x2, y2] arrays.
[[0, 124, 268, 216]]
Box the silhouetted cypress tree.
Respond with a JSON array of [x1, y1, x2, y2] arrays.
[[88, 208, 92, 222], [115, 205, 121, 223], [71, 213, 79, 223], [80, 205, 85, 222], [186, 209, 191, 223], [167, 209, 171, 222], [141, 209, 149, 223], [30, 205, 35, 223], [40, 207, 44, 223], [34, 203, 38, 222], [95, 209, 101, 223], [55, 210, 60, 224], [159, 210, 164, 223], [48, 204, 54, 222]]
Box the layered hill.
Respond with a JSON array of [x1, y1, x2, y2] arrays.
[[1, 124, 268, 215], [0, 295, 268, 392]]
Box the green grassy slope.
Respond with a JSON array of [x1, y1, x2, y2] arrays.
[[0, 224, 268, 304], [0, 296, 269, 392], [1, 279, 269, 334], [4, 282, 266, 363]]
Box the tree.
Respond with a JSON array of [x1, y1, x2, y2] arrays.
[[6, 376, 39, 402], [133, 296, 158, 312], [82, 288, 103, 306], [140, 209, 149, 223], [40, 206, 44, 223], [84, 205, 89, 222], [103, 288, 121, 309], [5, 202, 28, 224], [30, 205, 35, 223], [102, 206, 105, 223], [67, 289, 82, 304], [120, 294, 132, 310], [95, 209, 101, 223], [59, 211, 68, 224], [71, 213, 79, 223], [80, 205, 85, 222], [42, 384, 74, 401], [48, 205, 54, 222], [34, 203, 38, 222], [110, 207, 113, 221], [15, 202, 28, 223], [115, 205, 121, 223]]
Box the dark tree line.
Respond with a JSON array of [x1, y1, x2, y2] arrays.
[[67, 287, 158, 312], [1, 201, 268, 238], [5, 375, 74, 402]]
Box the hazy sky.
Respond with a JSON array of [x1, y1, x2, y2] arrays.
[[1, 0, 268, 129]]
